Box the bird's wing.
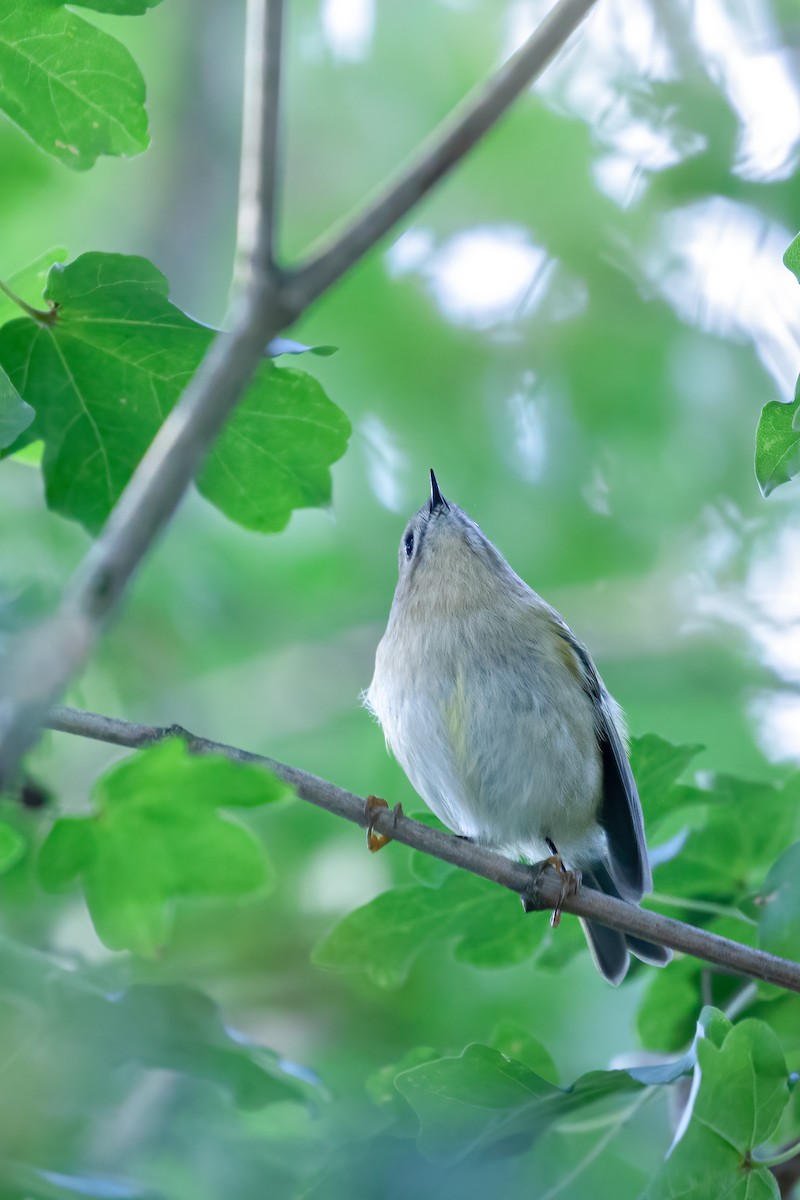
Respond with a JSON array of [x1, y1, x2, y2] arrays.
[[548, 611, 652, 901]]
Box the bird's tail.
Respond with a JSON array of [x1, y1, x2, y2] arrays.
[[580, 861, 671, 986]]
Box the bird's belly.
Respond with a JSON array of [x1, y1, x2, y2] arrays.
[[378, 658, 603, 867]]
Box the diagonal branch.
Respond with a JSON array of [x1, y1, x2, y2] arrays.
[[290, 0, 597, 303], [46, 704, 800, 995], [0, 0, 600, 784]]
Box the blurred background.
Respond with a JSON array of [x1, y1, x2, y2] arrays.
[[1, 0, 800, 1196]]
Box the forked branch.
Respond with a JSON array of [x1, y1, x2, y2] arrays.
[[0, 0, 600, 782]]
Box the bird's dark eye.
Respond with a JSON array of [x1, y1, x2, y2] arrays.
[[404, 531, 414, 559]]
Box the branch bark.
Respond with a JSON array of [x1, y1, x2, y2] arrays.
[[46, 704, 800, 995], [0, 0, 600, 784], [234, 0, 284, 289]]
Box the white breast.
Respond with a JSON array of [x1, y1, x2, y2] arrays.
[[366, 602, 604, 869]]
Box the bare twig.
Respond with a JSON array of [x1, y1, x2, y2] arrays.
[[234, 0, 285, 288], [0, 0, 600, 782], [45, 705, 800, 995], [289, 0, 598, 304]]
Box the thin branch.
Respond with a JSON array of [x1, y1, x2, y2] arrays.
[[289, 0, 598, 305], [45, 705, 800, 995], [0, 0, 600, 783], [0, 0, 291, 783], [234, 0, 285, 289]]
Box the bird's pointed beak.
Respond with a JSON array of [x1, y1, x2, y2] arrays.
[[429, 469, 449, 513]]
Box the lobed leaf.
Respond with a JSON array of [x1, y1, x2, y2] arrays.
[[395, 1040, 693, 1164], [312, 870, 546, 988], [55, 980, 317, 1110], [38, 740, 290, 955], [0, 2, 158, 169], [652, 776, 794, 902], [0, 253, 350, 534], [197, 366, 351, 532], [646, 1018, 789, 1199], [0, 932, 317, 1111]]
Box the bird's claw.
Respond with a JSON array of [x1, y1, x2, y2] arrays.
[[364, 795, 404, 852], [542, 853, 581, 928]]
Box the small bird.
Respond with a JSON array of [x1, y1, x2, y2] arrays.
[[365, 470, 670, 985]]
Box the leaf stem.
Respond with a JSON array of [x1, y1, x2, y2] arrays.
[[649, 892, 757, 927], [0, 278, 56, 325], [724, 981, 758, 1021], [751, 1138, 800, 1169]]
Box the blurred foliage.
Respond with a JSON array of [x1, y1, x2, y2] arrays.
[[38, 740, 289, 954], [2, 0, 800, 1196]]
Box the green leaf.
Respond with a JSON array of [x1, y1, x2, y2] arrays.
[[696, 1005, 733, 1050], [638, 957, 704, 1053], [756, 841, 800, 963], [0, 933, 319, 1110], [647, 1019, 789, 1199], [395, 1042, 692, 1164], [38, 740, 289, 955], [0, 365, 33, 450], [367, 1045, 440, 1132], [38, 817, 97, 889], [653, 777, 793, 901], [694, 1020, 789, 1151], [0, 253, 350, 534], [56, 981, 316, 1109], [0, 3, 156, 169], [638, 921, 758, 1052], [312, 870, 546, 988], [783, 232, 800, 283], [0, 821, 25, 873], [630, 733, 704, 827], [197, 365, 351, 532], [647, 1134, 778, 1199], [487, 1021, 558, 1083], [755, 399, 800, 497]]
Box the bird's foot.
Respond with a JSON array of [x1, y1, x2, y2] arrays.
[[540, 840, 581, 928], [519, 853, 581, 922], [364, 795, 404, 852], [545, 856, 581, 928]]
